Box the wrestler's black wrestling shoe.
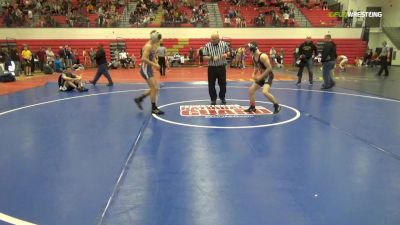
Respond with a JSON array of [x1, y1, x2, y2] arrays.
[[244, 106, 257, 113], [152, 108, 165, 115], [273, 104, 281, 114]]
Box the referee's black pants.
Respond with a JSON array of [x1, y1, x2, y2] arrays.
[[208, 65, 226, 102], [378, 56, 389, 76], [158, 57, 166, 76]]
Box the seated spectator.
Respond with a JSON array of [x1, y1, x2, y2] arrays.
[[363, 49, 373, 67], [58, 69, 88, 92], [119, 49, 131, 69], [283, 12, 289, 26], [224, 14, 231, 27], [87, 3, 94, 14], [240, 16, 247, 27], [236, 16, 241, 27]]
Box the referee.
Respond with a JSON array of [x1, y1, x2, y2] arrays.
[[377, 41, 390, 76], [203, 34, 230, 105], [156, 42, 167, 76]]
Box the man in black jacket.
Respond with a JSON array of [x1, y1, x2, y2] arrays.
[[321, 34, 337, 89], [89, 43, 113, 86], [296, 36, 318, 85]]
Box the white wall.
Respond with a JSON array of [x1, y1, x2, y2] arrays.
[[0, 28, 363, 40]]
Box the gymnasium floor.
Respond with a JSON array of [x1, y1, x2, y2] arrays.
[[0, 66, 399, 225]]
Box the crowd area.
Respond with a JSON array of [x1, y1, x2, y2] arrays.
[[1, 0, 127, 28], [0, 0, 361, 28], [222, 0, 297, 28]]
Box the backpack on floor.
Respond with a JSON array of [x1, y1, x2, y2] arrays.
[[43, 64, 53, 74], [0, 74, 16, 82]]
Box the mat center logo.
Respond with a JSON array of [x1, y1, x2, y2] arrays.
[[180, 104, 272, 118]]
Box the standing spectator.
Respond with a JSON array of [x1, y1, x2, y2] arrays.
[[89, 43, 114, 86], [321, 34, 337, 89], [131, 52, 136, 68], [0, 48, 6, 73], [348, 10, 354, 27], [46, 47, 55, 67], [296, 36, 318, 85], [58, 46, 66, 67], [89, 48, 96, 68], [21, 45, 33, 76], [269, 47, 277, 65], [10, 47, 21, 76], [156, 43, 167, 76], [65, 46, 72, 68], [188, 47, 194, 63], [54, 56, 64, 72], [377, 41, 390, 76], [198, 47, 204, 66], [37, 47, 46, 71], [202, 33, 230, 105], [82, 48, 89, 67]]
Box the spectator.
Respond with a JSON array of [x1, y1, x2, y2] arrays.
[[224, 14, 231, 27], [82, 48, 89, 67], [269, 47, 276, 63], [37, 47, 46, 71], [283, 11, 289, 26], [10, 47, 21, 76], [46, 47, 55, 67], [240, 16, 247, 27], [337, 55, 348, 72], [188, 47, 195, 63], [54, 55, 64, 72], [130, 52, 136, 68], [89, 48, 96, 68], [119, 49, 130, 69], [21, 45, 33, 76]]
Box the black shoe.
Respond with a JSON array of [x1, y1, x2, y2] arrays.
[[107, 83, 114, 87], [244, 106, 256, 113], [384, 74, 389, 77], [210, 101, 216, 106], [309, 81, 313, 85], [152, 108, 165, 115], [220, 99, 226, 105], [88, 80, 96, 86], [273, 105, 281, 114], [296, 79, 301, 86], [134, 98, 143, 110]]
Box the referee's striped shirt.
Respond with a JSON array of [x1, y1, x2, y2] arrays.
[[203, 41, 230, 67]]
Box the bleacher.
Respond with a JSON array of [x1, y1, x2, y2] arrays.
[[217, 1, 299, 27], [295, 1, 341, 27]]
